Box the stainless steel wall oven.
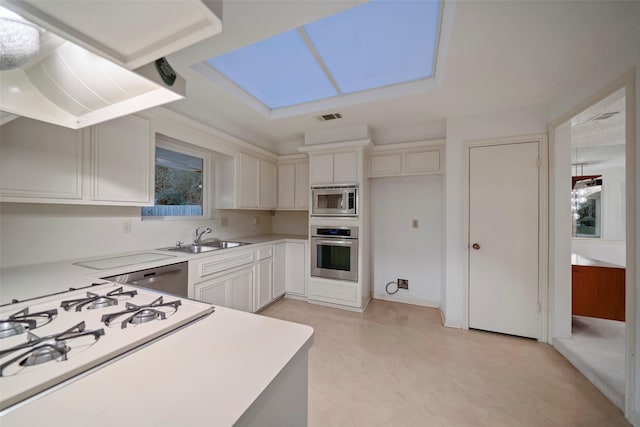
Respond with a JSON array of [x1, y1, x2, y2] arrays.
[[310, 225, 358, 282]]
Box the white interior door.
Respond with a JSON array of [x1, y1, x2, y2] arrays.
[[469, 141, 540, 339]]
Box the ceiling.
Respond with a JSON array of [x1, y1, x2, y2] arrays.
[[158, 1, 639, 155], [571, 88, 625, 170]]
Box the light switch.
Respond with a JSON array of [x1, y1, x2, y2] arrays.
[[122, 220, 131, 233]]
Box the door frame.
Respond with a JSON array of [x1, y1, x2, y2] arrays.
[[463, 134, 549, 342], [547, 69, 636, 420]]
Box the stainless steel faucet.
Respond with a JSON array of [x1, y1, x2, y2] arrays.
[[193, 226, 212, 245]]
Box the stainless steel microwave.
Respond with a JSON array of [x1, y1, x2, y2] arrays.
[[311, 185, 357, 217]]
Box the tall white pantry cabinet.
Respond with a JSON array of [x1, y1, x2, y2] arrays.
[[0, 115, 153, 206]]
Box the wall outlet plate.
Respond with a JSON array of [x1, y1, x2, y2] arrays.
[[398, 279, 409, 289]]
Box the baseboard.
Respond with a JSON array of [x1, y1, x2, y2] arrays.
[[307, 299, 365, 313], [630, 409, 639, 426], [284, 293, 307, 302], [372, 293, 439, 309]]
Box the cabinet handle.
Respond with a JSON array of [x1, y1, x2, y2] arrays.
[[472, 243, 481, 250]]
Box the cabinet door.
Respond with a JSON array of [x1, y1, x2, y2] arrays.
[[294, 161, 309, 209], [238, 153, 260, 208], [260, 160, 276, 209], [0, 117, 83, 201], [309, 153, 334, 184], [333, 151, 358, 183], [405, 149, 440, 175], [90, 116, 152, 204], [256, 257, 274, 310], [285, 242, 306, 296], [273, 243, 286, 299], [277, 163, 295, 209], [194, 278, 228, 307], [370, 153, 402, 177], [229, 267, 254, 312]]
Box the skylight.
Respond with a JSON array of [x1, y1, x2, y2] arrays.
[[206, 0, 441, 110]]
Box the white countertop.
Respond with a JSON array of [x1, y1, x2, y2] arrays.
[[0, 306, 313, 426], [0, 233, 313, 425], [0, 234, 307, 305]]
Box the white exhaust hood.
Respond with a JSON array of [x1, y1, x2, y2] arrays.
[[1, 38, 186, 129], [0, 0, 223, 129]]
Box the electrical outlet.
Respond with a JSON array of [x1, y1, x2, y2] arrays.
[[122, 220, 131, 233], [397, 279, 409, 289], [220, 217, 228, 227], [412, 219, 419, 228], [252, 216, 259, 225]]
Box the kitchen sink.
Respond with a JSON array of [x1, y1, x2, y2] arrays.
[[160, 240, 250, 254]]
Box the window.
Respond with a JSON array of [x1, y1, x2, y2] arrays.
[[205, 0, 441, 109], [142, 137, 211, 219], [572, 179, 602, 238]]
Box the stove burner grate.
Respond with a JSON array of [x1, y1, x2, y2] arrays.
[[101, 296, 181, 329], [0, 322, 105, 376], [0, 307, 58, 339], [60, 287, 138, 312]]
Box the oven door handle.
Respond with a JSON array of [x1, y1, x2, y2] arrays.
[[314, 239, 355, 246]]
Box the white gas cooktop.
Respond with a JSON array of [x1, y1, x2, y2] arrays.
[[0, 282, 213, 411]]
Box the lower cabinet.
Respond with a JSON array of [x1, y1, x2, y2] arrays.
[[255, 256, 274, 311], [274, 241, 307, 297], [194, 265, 254, 313]]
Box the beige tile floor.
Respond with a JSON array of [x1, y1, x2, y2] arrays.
[[262, 298, 629, 427]]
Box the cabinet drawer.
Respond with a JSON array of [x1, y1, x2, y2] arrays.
[[256, 245, 273, 260], [196, 250, 254, 278]]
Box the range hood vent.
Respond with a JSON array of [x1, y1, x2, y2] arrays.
[[1, 39, 186, 129]]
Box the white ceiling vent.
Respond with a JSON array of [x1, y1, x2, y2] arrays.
[[319, 113, 342, 121]]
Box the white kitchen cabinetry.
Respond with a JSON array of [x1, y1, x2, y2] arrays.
[[0, 115, 153, 206], [277, 158, 309, 210], [90, 115, 153, 205], [309, 151, 358, 184], [239, 153, 260, 208], [369, 141, 444, 178], [194, 267, 254, 313], [260, 160, 276, 209], [273, 243, 287, 299], [255, 246, 274, 311], [274, 241, 308, 297], [0, 117, 83, 201], [225, 152, 277, 210]]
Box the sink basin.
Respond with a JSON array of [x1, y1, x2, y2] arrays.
[[208, 240, 249, 249], [165, 245, 219, 254], [160, 240, 249, 253]]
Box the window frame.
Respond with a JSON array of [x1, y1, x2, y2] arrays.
[[142, 138, 212, 221]]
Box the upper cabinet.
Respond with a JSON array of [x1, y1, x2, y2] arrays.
[[0, 115, 153, 206], [277, 157, 309, 210], [0, 117, 83, 201], [90, 116, 153, 205], [219, 152, 277, 210], [308, 151, 359, 185], [369, 141, 444, 178]]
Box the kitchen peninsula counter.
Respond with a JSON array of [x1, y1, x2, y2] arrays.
[[1, 305, 313, 426], [0, 234, 306, 305]]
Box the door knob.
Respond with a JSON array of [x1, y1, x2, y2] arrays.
[[472, 243, 481, 250]]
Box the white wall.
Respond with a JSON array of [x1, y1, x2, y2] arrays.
[[443, 105, 549, 328], [370, 175, 443, 307], [0, 203, 272, 268], [271, 211, 309, 236]]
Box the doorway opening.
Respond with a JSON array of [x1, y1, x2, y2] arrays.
[[555, 88, 626, 409]]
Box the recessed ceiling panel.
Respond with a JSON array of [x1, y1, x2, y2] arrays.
[[207, 30, 337, 109], [303, 0, 441, 94]]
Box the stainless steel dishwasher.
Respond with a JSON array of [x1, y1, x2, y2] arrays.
[[103, 262, 188, 298]]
